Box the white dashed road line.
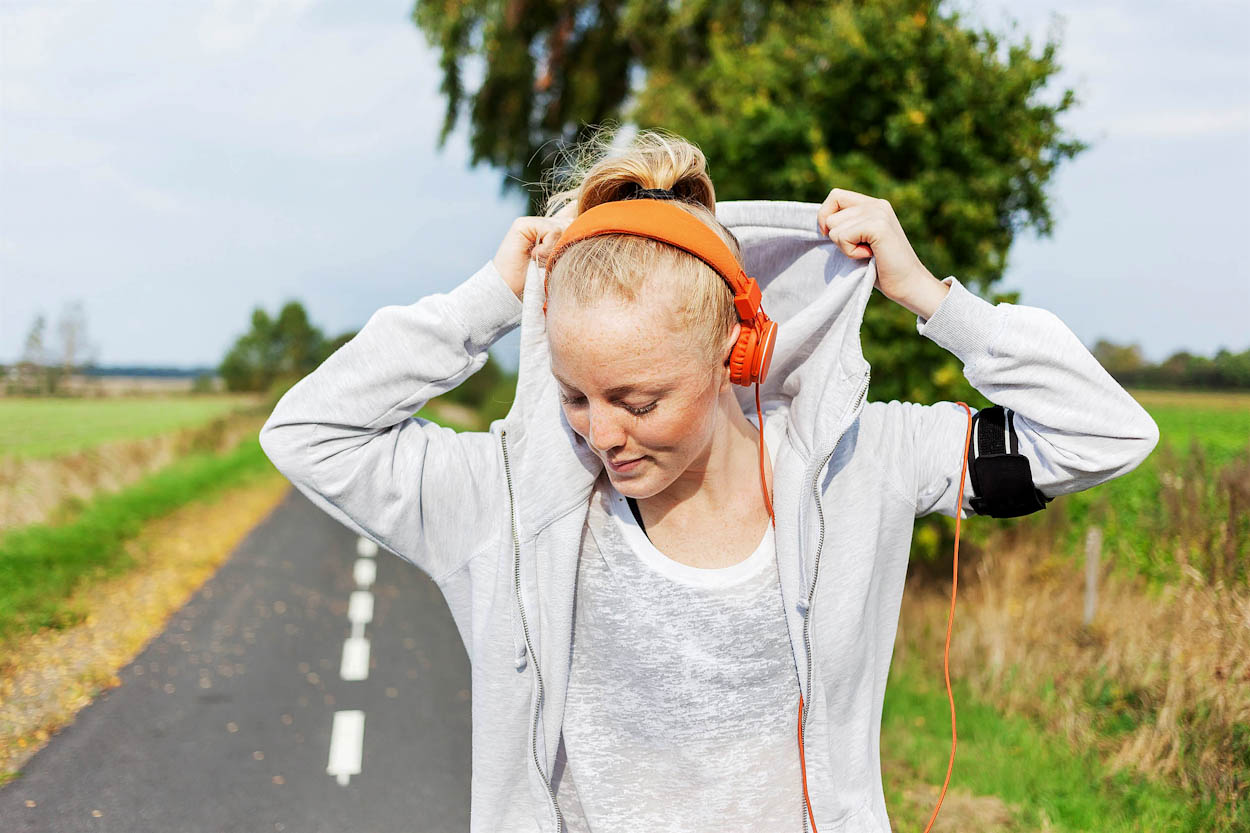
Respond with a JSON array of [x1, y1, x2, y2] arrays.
[[348, 590, 374, 626], [326, 710, 365, 787], [353, 557, 376, 588], [328, 536, 378, 785], [340, 636, 370, 681]]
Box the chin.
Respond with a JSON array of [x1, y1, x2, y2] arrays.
[[608, 469, 664, 500]]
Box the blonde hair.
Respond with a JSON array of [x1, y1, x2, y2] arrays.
[[538, 123, 742, 369]]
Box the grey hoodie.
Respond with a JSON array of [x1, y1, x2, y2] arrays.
[[258, 199, 1159, 833]]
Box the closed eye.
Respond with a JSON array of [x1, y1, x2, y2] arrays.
[[559, 393, 657, 417]]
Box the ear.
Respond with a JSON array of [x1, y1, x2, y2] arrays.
[[719, 322, 742, 387]]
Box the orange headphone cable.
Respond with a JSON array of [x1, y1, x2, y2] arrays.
[[756, 382, 775, 522], [761, 390, 973, 833], [921, 400, 973, 833]]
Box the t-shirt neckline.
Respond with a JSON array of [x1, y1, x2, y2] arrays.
[[604, 410, 783, 589]]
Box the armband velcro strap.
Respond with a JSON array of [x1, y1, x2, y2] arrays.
[[966, 405, 1053, 518]]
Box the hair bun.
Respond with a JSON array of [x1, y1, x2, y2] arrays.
[[621, 184, 679, 201]]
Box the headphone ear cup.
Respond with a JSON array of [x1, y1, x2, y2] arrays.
[[728, 326, 758, 387], [755, 320, 778, 386]]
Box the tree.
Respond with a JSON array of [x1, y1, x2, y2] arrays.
[[413, 0, 1093, 565], [55, 300, 98, 374], [1213, 347, 1250, 388], [1088, 339, 1250, 390], [20, 313, 47, 366], [15, 312, 57, 395], [411, 0, 1087, 406], [218, 301, 330, 394], [1092, 339, 1146, 379]]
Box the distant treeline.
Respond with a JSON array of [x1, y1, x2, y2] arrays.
[[1091, 340, 1250, 390], [6, 300, 1242, 401], [216, 299, 518, 421], [80, 365, 217, 378]]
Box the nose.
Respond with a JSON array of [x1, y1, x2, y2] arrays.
[[585, 400, 627, 454]]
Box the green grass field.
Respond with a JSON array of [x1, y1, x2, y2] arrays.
[[0, 395, 255, 460], [1128, 389, 1250, 468], [1032, 388, 1250, 587]]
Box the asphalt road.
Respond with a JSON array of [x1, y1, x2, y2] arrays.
[[0, 486, 473, 833]]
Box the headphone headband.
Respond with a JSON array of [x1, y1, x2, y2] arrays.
[[540, 198, 778, 386], [543, 199, 764, 322]]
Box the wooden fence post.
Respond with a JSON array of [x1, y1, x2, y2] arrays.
[[1084, 525, 1102, 626]]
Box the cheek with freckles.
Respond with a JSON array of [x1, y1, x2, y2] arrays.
[[560, 386, 717, 467]]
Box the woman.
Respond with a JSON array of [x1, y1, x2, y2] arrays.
[[259, 127, 1159, 833]]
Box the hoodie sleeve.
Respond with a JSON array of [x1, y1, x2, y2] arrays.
[[258, 258, 524, 581], [890, 275, 1160, 519]]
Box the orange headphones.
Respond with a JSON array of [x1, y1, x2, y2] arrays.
[[541, 190, 973, 833]]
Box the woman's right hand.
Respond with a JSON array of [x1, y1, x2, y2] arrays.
[[492, 204, 577, 301]]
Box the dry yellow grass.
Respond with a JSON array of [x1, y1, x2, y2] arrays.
[[1128, 389, 1250, 412], [895, 527, 1250, 818], [898, 784, 1033, 833], [0, 470, 291, 781]]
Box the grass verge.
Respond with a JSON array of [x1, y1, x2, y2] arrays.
[[0, 439, 290, 784], [881, 656, 1219, 832], [0, 432, 277, 655]]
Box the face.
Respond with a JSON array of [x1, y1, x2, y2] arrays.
[[546, 285, 740, 499]]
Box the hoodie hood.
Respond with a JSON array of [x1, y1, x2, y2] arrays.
[[498, 199, 877, 535]]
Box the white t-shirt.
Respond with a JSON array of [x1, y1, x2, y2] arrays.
[[551, 413, 804, 832]]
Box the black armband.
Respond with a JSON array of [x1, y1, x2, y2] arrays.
[[966, 405, 1053, 518]]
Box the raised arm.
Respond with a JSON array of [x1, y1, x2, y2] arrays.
[[258, 258, 524, 581], [890, 274, 1160, 518], [814, 186, 1159, 519]]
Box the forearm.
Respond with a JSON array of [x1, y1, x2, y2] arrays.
[[894, 271, 952, 322]]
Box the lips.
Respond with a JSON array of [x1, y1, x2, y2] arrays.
[[607, 456, 645, 471]]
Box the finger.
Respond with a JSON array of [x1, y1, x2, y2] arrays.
[[526, 220, 560, 247], [817, 187, 874, 235], [824, 208, 868, 249], [534, 228, 563, 262], [824, 212, 874, 259]]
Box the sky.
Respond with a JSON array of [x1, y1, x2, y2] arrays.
[[1, 0, 1247, 373]]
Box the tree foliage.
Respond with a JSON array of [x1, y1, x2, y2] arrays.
[[216, 301, 520, 416], [218, 301, 331, 395], [411, 0, 1089, 406], [411, 0, 1099, 564]]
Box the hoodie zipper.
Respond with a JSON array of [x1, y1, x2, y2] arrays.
[[500, 429, 564, 833], [799, 368, 870, 833]]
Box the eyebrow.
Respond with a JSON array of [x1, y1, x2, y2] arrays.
[[551, 371, 669, 398]]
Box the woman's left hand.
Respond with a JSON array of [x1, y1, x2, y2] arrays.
[[816, 187, 942, 311]]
